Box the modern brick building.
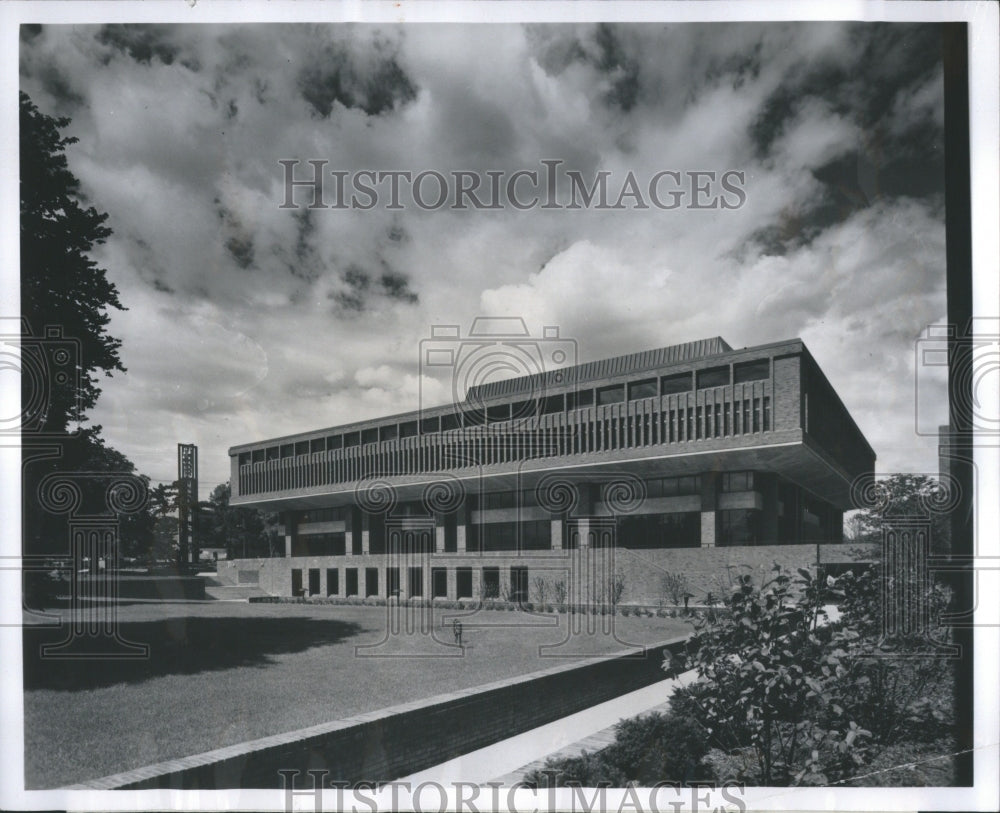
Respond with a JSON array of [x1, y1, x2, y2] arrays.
[[220, 333, 875, 604]]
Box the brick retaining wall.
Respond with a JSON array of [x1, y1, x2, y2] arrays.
[[217, 543, 870, 605], [69, 636, 689, 790]]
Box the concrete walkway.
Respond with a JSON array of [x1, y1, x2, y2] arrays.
[[394, 669, 698, 787]]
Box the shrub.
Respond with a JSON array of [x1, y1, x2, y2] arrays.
[[523, 708, 712, 787], [661, 572, 690, 606]]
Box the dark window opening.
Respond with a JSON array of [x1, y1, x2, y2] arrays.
[[365, 568, 379, 597], [361, 427, 379, 445], [487, 403, 511, 423], [291, 569, 303, 597], [399, 420, 418, 438], [295, 440, 310, 456], [387, 567, 400, 598], [345, 568, 358, 596], [420, 417, 440, 434], [343, 432, 360, 448], [308, 568, 320, 596], [441, 413, 460, 431], [408, 567, 423, 597], [280, 444, 294, 459], [309, 438, 325, 453], [542, 394, 564, 414], [432, 568, 448, 599], [661, 372, 692, 395], [734, 358, 770, 384], [510, 566, 529, 604], [379, 424, 398, 442], [481, 567, 500, 599], [326, 568, 339, 596], [327, 434, 343, 450], [456, 568, 473, 599], [697, 366, 729, 389], [628, 378, 658, 400], [597, 384, 625, 405]]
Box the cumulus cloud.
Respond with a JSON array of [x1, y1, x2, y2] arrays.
[[18, 21, 948, 488]]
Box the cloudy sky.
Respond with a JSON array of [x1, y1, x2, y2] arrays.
[[18, 20, 950, 493]]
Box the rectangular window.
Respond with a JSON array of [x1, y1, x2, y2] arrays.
[[541, 394, 564, 414], [661, 372, 693, 395], [295, 441, 310, 456], [327, 434, 343, 450], [696, 406, 703, 439], [408, 567, 423, 597], [743, 401, 751, 433], [456, 567, 473, 599], [697, 366, 729, 389], [597, 384, 625, 406], [463, 408, 486, 426], [379, 424, 398, 442], [420, 416, 440, 434], [487, 403, 511, 422], [753, 398, 761, 432], [763, 397, 771, 431], [361, 427, 379, 444], [365, 567, 379, 597], [343, 432, 360, 448], [628, 378, 658, 400], [280, 444, 294, 459], [291, 569, 303, 596], [432, 568, 448, 599], [575, 389, 595, 407], [734, 358, 770, 384], [326, 568, 339, 596], [345, 568, 358, 596], [387, 567, 400, 597], [481, 567, 500, 599], [399, 420, 418, 438], [441, 413, 460, 431], [309, 438, 326, 454]]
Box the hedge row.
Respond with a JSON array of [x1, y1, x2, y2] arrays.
[[247, 594, 719, 619]]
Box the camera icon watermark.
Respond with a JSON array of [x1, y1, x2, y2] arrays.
[[1, 317, 81, 437], [419, 318, 578, 429], [915, 318, 999, 435]]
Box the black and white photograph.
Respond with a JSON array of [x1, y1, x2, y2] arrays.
[[2, 1, 998, 811]]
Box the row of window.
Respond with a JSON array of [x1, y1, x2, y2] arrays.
[[293, 565, 476, 599], [240, 398, 772, 495], [238, 364, 773, 465]]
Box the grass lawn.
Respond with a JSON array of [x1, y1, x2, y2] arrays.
[[23, 600, 692, 788]]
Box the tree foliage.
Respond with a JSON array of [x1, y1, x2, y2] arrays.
[[20, 91, 125, 432]]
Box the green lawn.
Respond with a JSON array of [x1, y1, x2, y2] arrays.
[[23, 601, 692, 788]]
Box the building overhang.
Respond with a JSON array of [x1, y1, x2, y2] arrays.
[[231, 430, 862, 514]]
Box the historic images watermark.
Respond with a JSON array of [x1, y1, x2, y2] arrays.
[[278, 160, 747, 211], [280, 772, 747, 813]]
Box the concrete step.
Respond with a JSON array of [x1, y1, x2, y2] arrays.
[[203, 584, 269, 600]]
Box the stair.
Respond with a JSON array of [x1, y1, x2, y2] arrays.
[[203, 584, 269, 601]]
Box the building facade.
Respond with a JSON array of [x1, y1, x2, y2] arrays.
[[221, 336, 874, 603]]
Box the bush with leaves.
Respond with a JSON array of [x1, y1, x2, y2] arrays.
[[678, 566, 874, 785], [523, 709, 712, 787]]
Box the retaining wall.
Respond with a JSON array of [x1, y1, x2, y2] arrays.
[[70, 636, 689, 790]]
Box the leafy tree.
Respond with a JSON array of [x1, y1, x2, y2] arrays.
[[853, 474, 952, 555], [201, 482, 279, 558], [20, 92, 135, 558]]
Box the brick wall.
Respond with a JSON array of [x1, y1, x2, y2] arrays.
[[217, 543, 863, 605], [71, 636, 690, 790]]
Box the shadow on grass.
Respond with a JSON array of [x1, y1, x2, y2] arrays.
[[23, 616, 363, 691]]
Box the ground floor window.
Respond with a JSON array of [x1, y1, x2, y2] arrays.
[[365, 567, 379, 597], [510, 566, 528, 604], [326, 568, 338, 596], [719, 509, 761, 546], [291, 568, 303, 597], [408, 567, 423, 597], [345, 567, 358, 596], [432, 567, 447, 598], [308, 568, 320, 596], [481, 567, 500, 599], [456, 567, 473, 599], [387, 567, 400, 598], [618, 512, 700, 548]]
